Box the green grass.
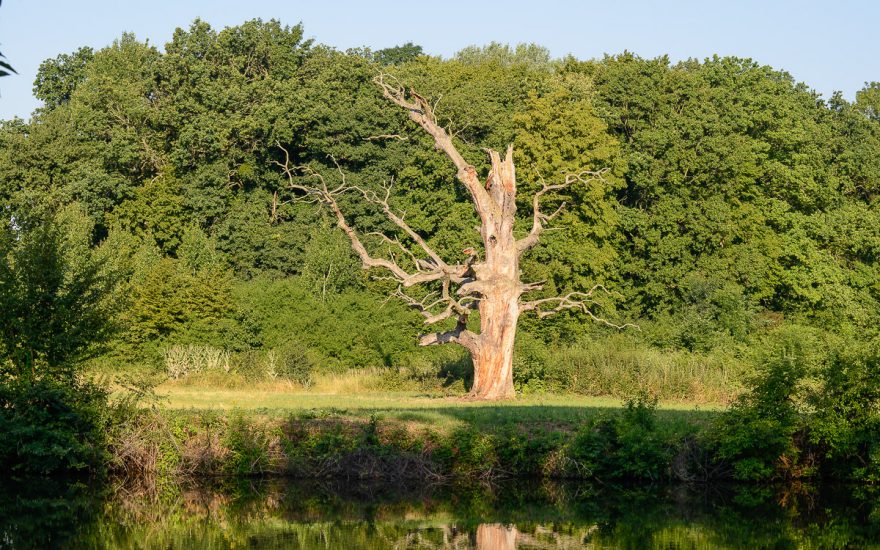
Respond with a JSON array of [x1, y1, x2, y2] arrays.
[[159, 387, 628, 410], [153, 385, 723, 433]]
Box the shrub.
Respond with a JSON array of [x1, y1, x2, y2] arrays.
[[223, 413, 278, 476], [265, 342, 316, 386], [565, 393, 673, 481], [0, 205, 119, 378], [709, 327, 818, 481], [807, 341, 880, 480], [495, 428, 566, 476], [612, 394, 673, 480], [513, 334, 550, 394], [0, 377, 110, 476], [164, 344, 230, 379], [447, 428, 499, 479]]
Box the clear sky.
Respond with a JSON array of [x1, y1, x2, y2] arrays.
[[0, 0, 877, 120]]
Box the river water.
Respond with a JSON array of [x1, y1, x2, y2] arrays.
[[1, 477, 878, 548]]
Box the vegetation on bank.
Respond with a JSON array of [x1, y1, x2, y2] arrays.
[[2, 18, 880, 480], [106, 329, 880, 485], [109, 395, 696, 483]]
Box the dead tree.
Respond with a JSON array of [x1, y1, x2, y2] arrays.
[[276, 76, 631, 400]]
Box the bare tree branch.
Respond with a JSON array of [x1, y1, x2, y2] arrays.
[[375, 74, 495, 218], [520, 284, 638, 330], [517, 169, 609, 254], [274, 144, 456, 287], [354, 179, 456, 275], [419, 324, 479, 353], [367, 231, 419, 267], [395, 280, 477, 326]]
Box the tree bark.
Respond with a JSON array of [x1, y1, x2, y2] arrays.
[[470, 284, 519, 400], [465, 147, 521, 400]]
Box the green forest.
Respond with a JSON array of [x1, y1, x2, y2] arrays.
[[3, 18, 880, 483]]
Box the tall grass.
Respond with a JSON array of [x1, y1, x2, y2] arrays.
[[164, 345, 230, 379], [161, 343, 316, 386], [539, 336, 749, 403], [154, 335, 747, 405]]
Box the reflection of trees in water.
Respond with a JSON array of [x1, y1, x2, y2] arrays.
[[3, 478, 880, 548], [0, 478, 104, 549]]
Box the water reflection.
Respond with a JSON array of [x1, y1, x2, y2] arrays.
[[1, 477, 880, 548]]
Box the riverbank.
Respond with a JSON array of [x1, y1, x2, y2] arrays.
[[112, 393, 717, 483], [9, 333, 880, 486]]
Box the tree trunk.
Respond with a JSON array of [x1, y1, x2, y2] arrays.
[[470, 283, 519, 400], [466, 147, 521, 400], [468, 224, 520, 400]]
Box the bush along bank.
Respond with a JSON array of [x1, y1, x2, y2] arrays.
[[7, 329, 880, 484], [107, 389, 880, 486], [8, 378, 880, 485], [108, 398, 697, 484], [106, 329, 880, 485]]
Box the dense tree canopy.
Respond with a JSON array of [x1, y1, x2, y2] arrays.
[[2, 18, 879, 379]]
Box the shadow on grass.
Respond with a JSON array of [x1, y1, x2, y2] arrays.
[[437, 356, 473, 391], [288, 404, 721, 435]]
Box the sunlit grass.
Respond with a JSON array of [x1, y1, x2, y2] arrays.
[[153, 383, 723, 434], [158, 386, 628, 410]]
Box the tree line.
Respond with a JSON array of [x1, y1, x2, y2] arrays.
[[1, 18, 880, 389]]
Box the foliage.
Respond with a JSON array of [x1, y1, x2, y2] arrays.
[[3, 20, 880, 416], [33, 46, 95, 108], [710, 328, 880, 481], [370, 42, 423, 66], [855, 81, 880, 121], [807, 341, 880, 480], [709, 328, 815, 480], [223, 412, 275, 475], [122, 257, 237, 351], [454, 42, 555, 70], [0, 207, 123, 476], [0, 206, 118, 378], [232, 276, 424, 371], [0, 49, 14, 77], [0, 377, 110, 475], [566, 393, 676, 481]]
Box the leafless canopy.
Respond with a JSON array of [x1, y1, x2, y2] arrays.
[[274, 75, 632, 365], [274, 146, 482, 350]]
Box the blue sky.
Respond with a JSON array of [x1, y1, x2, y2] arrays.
[[0, 0, 877, 120]]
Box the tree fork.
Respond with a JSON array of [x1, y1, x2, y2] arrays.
[[279, 76, 627, 400]]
